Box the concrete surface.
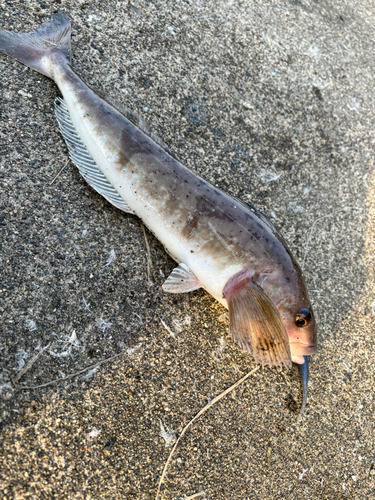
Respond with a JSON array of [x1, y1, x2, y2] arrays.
[[0, 0, 375, 498]]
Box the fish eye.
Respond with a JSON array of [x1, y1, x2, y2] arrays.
[[295, 308, 312, 328]]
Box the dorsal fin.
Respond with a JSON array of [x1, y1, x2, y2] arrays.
[[232, 195, 286, 242]]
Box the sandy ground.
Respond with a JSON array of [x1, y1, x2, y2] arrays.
[[0, 0, 375, 498]]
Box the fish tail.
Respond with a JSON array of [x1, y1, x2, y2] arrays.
[[0, 12, 71, 79]]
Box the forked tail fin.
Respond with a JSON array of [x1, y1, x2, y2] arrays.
[[0, 12, 71, 79]]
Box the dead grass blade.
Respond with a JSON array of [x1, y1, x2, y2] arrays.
[[156, 365, 260, 499]]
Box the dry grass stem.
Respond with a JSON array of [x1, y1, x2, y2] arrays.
[[15, 351, 125, 390], [183, 492, 206, 500], [155, 365, 260, 499], [49, 161, 68, 185], [13, 350, 44, 384]]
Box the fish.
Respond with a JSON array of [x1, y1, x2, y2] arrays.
[[0, 13, 317, 413]]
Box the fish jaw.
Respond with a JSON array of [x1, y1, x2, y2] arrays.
[[290, 342, 317, 363]]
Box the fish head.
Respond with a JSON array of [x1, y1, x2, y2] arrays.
[[223, 268, 317, 368], [257, 267, 317, 365], [279, 296, 317, 365]]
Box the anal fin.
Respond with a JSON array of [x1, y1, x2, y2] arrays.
[[162, 263, 201, 293], [54, 97, 134, 214]]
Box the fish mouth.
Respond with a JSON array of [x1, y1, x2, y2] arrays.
[[289, 342, 317, 357]]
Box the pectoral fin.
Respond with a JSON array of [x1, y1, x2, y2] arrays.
[[162, 263, 202, 293], [224, 275, 292, 369]]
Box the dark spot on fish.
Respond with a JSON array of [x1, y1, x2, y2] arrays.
[[190, 250, 194, 253], [182, 215, 199, 239], [118, 150, 130, 166]]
